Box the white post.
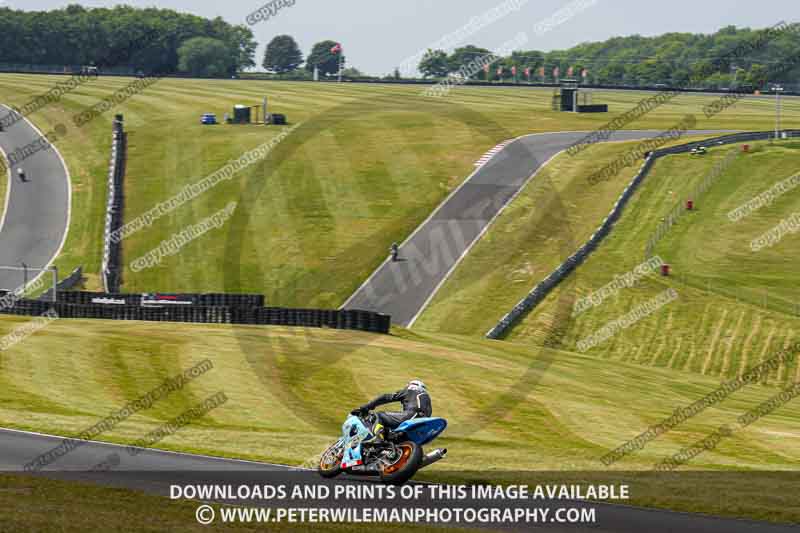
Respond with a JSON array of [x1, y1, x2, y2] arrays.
[[773, 85, 784, 140]]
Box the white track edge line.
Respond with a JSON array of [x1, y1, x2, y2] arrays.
[[0, 144, 11, 236], [338, 139, 514, 310], [406, 147, 562, 328], [0, 426, 313, 471], [406, 129, 736, 327], [0, 104, 72, 290]]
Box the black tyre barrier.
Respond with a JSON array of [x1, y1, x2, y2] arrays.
[[0, 299, 391, 334], [486, 130, 800, 339], [54, 290, 265, 308]]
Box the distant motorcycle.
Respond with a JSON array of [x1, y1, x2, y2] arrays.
[[318, 411, 447, 484]]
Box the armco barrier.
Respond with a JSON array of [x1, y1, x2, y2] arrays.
[[485, 130, 800, 339], [0, 299, 390, 334], [101, 117, 126, 293]]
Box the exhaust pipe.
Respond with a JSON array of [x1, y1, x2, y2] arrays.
[[420, 448, 447, 468]]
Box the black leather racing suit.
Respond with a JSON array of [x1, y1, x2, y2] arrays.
[[365, 387, 432, 429]]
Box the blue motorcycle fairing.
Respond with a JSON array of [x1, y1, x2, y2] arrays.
[[340, 415, 374, 469], [395, 417, 447, 446]]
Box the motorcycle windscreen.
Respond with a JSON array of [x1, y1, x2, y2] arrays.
[[395, 417, 447, 446]]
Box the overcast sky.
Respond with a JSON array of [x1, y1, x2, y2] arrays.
[[7, 0, 800, 75]]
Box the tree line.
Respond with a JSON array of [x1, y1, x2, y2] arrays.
[[419, 24, 800, 89], [0, 4, 257, 76], [2, 4, 799, 88]]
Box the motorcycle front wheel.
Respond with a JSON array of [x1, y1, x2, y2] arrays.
[[379, 441, 422, 484], [318, 441, 344, 478]]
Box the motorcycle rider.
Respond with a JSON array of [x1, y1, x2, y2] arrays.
[[352, 379, 432, 440]]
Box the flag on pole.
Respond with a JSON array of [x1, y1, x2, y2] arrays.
[[553, 66, 560, 79], [524, 67, 531, 79], [538, 67, 545, 78], [484, 64, 490, 74], [497, 66, 503, 77], [581, 68, 589, 79], [331, 43, 343, 83], [567, 66, 574, 77], [511, 66, 517, 76]]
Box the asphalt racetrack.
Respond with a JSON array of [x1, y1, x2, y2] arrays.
[[0, 104, 70, 292], [1, 427, 797, 532], [342, 129, 730, 327]]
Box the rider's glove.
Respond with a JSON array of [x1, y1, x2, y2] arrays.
[[350, 406, 369, 416]]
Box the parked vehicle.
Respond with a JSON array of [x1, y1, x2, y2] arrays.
[[201, 113, 217, 125]]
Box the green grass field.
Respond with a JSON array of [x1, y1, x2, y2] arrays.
[[498, 141, 800, 386], [0, 317, 799, 520], [1, 75, 798, 302], [1, 316, 800, 473], [413, 134, 714, 336]]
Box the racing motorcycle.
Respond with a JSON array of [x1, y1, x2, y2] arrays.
[[317, 411, 447, 484]]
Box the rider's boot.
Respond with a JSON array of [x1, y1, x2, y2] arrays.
[[372, 422, 387, 441]]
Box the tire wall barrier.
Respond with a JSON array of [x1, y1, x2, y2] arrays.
[[101, 118, 126, 293], [0, 298, 391, 334], [485, 130, 800, 339], [55, 291, 265, 308]]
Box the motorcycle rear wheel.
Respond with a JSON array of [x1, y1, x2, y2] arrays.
[[318, 442, 344, 478], [379, 441, 422, 484]]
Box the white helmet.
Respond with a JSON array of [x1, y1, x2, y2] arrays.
[[407, 379, 426, 391]]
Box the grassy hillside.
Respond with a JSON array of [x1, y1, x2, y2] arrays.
[[1, 315, 799, 473], [504, 141, 800, 387], [1, 74, 798, 303], [414, 135, 712, 335], [1, 315, 800, 520]]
